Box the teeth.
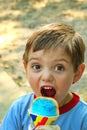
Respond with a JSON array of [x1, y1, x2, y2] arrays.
[[44, 87, 52, 89]]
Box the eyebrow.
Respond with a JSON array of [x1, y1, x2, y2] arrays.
[[29, 57, 69, 64], [28, 57, 40, 61], [53, 59, 69, 63]]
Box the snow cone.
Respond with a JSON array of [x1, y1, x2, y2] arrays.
[[28, 97, 59, 129]]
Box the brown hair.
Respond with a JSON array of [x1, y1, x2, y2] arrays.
[[23, 23, 85, 72]]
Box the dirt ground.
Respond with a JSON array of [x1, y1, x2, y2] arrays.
[[0, 0, 87, 118]]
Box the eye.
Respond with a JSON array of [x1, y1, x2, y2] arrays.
[[55, 65, 64, 71], [32, 64, 41, 70]]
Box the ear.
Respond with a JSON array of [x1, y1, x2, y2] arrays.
[[73, 63, 85, 83], [22, 60, 27, 72]]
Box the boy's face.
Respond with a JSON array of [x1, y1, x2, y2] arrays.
[[24, 47, 82, 106]]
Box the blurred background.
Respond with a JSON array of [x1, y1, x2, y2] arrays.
[[0, 0, 87, 123]]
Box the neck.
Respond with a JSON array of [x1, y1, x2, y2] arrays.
[[59, 92, 73, 107]]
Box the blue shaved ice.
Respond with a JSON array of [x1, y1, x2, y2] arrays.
[[30, 97, 58, 117]]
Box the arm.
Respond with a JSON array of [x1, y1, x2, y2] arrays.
[[1, 93, 34, 130], [1, 101, 22, 130]]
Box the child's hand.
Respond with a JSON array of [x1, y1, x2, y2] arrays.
[[35, 125, 60, 130]]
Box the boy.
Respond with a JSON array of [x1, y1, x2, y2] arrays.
[[1, 23, 87, 130]]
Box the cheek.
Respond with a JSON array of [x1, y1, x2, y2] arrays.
[[27, 73, 40, 96], [27, 73, 34, 85], [26, 71, 38, 87], [56, 73, 74, 88], [26, 69, 32, 84], [63, 77, 73, 87]]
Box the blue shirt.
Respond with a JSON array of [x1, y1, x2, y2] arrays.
[[1, 93, 87, 130]]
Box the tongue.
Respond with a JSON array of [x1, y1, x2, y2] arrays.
[[41, 87, 56, 98]]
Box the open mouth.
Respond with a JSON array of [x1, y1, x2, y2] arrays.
[[40, 86, 56, 98]]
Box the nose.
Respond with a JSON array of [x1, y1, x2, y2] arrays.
[[41, 68, 53, 82]]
